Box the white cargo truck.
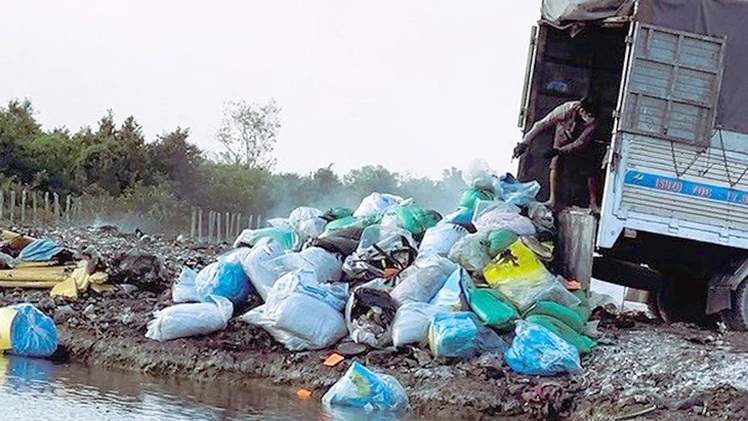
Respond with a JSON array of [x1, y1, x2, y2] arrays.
[[518, 0, 748, 328]]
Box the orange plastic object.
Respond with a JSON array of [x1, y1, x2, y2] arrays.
[[323, 352, 345, 367], [297, 389, 312, 400]]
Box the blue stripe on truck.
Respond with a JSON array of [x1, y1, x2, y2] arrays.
[[623, 170, 748, 207]]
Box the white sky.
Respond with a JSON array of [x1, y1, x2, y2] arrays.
[[0, 1, 539, 179]]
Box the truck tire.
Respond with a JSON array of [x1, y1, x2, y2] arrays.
[[722, 279, 748, 331], [648, 268, 716, 327]]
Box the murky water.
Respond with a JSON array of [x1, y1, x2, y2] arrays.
[[0, 356, 431, 421]]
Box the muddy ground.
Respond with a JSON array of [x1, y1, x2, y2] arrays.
[[1, 226, 747, 421]]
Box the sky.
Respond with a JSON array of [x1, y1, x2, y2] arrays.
[[0, 1, 539, 180]]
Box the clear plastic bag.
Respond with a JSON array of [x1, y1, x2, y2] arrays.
[[429, 267, 465, 311], [504, 320, 582, 376], [418, 223, 468, 257], [496, 177, 541, 206], [389, 255, 457, 306], [474, 208, 536, 236], [526, 275, 582, 311], [353, 193, 404, 218], [391, 302, 440, 347], [322, 362, 410, 412], [289, 206, 326, 238], [264, 246, 343, 284], [428, 312, 507, 359], [345, 285, 398, 348], [447, 232, 491, 273], [172, 267, 201, 303], [145, 296, 233, 342], [462, 159, 497, 190]]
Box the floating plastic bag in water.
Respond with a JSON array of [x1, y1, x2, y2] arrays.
[[391, 302, 440, 347], [145, 296, 233, 342], [322, 362, 410, 412], [353, 193, 404, 218], [1, 304, 58, 358], [418, 223, 468, 257], [195, 260, 254, 306], [504, 320, 581, 376], [428, 312, 507, 359]]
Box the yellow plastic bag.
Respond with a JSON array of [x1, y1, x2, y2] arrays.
[[483, 241, 553, 311]]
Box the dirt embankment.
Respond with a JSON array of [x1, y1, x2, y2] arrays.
[[2, 226, 747, 421]]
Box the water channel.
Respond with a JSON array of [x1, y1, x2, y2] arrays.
[[0, 356, 436, 421]]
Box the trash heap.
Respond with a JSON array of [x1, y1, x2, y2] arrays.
[[149, 160, 597, 413]]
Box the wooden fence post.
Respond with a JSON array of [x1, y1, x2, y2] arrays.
[[207, 211, 214, 243], [44, 192, 50, 224], [236, 213, 242, 237], [32, 192, 38, 225], [0, 190, 4, 221], [198, 208, 204, 242], [65, 195, 71, 224], [21, 190, 27, 225], [9, 190, 16, 224], [53, 193, 60, 225], [190, 207, 197, 240], [216, 212, 222, 244]]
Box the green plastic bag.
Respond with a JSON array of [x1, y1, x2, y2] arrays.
[[235, 227, 298, 250], [487, 229, 519, 258], [324, 215, 380, 233], [321, 207, 354, 222], [466, 288, 519, 330], [385, 206, 442, 236], [524, 314, 596, 354], [459, 188, 494, 210], [524, 301, 585, 333], [570, 290, 591, 322]]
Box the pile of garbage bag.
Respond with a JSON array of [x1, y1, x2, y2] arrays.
[[147, 159, 601, 412]]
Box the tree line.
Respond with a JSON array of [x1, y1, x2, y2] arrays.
[[0, 99, 468, 221]]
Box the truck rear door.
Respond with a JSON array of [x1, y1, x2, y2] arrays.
[[599, 22, 729, 248]]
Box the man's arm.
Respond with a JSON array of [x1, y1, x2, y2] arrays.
[[521, 102, 575, 145], [557, 120, 595, 154]]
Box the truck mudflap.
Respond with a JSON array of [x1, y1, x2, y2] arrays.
[[706, 258, 748, 314]]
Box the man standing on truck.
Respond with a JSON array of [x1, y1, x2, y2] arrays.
[[513, 97, 599, 212]]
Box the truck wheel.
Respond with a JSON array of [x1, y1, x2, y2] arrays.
[[722, 279, 748, 331], [648, 289, 682, 324], [649, 269, 716, 327]]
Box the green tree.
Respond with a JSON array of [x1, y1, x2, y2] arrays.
[[216, 99, 281, 170], [148, 127, 203, 199]]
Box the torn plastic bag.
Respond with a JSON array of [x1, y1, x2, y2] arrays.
[[322, 362, 410, 412], [462, 159, 497, 190], [195, 260, 254, 306], [239, 237, 286, 301], [484, 241, 556, 312], [465, 288, 519, 331], [495, 175, 541, 206], [233, 227, 300, 251], [474, 208, 536, 236], [172, 267, 201, 303], [381, 205, 442, 236], [345, 285, 398, 348], [428, 312, 508, 359], [2, 304, 58, 358], [526, 276, 582, 311], [524, 314, 596, 354], [429, 267, 465, 311], [391, 302, 440, 347], [17, 239, 64, 262], [145, 295, 233, 342], [343, 225, 418, 283], [241, 273, 348, 351], [264, 246, 343, 283], [448, 231, 491, 273], [353, 193, 404, 218], [504, 320, 582, 376], [389, 255, 457, 306], [418, 223, 468, 257]]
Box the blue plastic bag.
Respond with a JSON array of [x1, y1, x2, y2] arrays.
[[504, 320, 582, 376], [428, 312, 507, 359], [195, 261, 254, 306], [322, 362, 410, 412], [17, 239, 63, 262], [6, 304, 58, 358], [496, 175, 540, 206], [442, 207, 474, 227]]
